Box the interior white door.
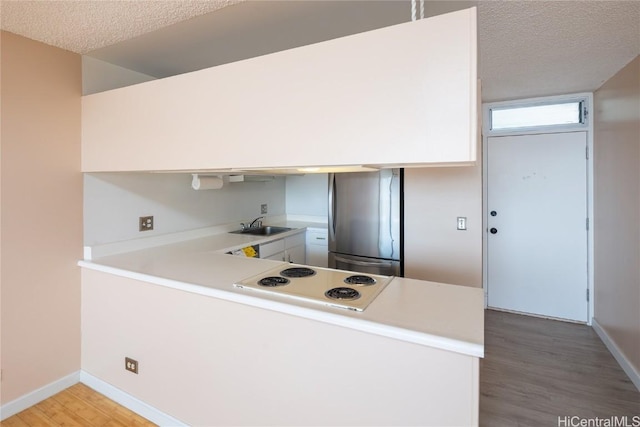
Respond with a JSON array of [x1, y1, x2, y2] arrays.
[[487, 131, 588, 322]]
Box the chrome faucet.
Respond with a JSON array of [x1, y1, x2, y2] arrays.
[[241, 216, 264, 231], [249, 216, 264, 229]]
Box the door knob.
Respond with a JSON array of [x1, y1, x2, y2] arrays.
[[490, 228, 498, 234]]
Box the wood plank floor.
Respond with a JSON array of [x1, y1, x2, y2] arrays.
[[481, 309, 640, 426], [0, 383, 156, 427]]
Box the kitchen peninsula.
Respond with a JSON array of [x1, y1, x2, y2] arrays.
[[79, 225, 484, 426], [77, 6, 482, 425]]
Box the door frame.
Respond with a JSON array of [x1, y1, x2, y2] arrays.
[[482, 92, 594, 325]]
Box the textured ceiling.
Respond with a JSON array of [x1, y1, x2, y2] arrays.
[[478, 1, 640, 101], [0, 0, 243, 53], [1, 0, 639, 101]]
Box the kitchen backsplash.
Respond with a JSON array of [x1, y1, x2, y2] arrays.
[[84, 172, 330, 246], [84, 172, 287, 246], [285, 174, 328, 217]]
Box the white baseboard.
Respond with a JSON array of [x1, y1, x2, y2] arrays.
[[592, 318, 640, 392], [0, 371, 80, 420], [80, 371, 187, 427], [0, 370, 187, 426]]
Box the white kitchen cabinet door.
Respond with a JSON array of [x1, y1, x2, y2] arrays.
[[264, 251, 286, 262], [306, 245, 328, 267], [259, 239, 285, 259], [306, 228, 328, 267], [284, 232, 306, 264], [284, 232, 305, 250], [285, 244, 306, 264], [264, 246, 304, 263], [82, 8, 477, 172], [259, 231, 306, 263]]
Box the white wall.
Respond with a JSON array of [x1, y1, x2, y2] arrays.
[[1, 32, 82, 405], [82, 268, 479, 426], [84, 173, 286, 246], [80, 57, 290, 247], [82, 56, 156, 95], [404, 166, 482, 287], [593, 55, 640, 383], [285, 174, 328, 218]]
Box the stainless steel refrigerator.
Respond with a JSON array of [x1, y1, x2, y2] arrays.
[[328, 169, 403, 277]]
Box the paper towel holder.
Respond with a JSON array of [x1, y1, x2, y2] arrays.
[[191, 174, 224, 190]]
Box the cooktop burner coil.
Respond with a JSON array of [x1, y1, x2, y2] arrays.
[[258, 276, 290, 287], [344, 275, 377, 286], [280, 267, 316, 278], [325, 287, 361, 301]]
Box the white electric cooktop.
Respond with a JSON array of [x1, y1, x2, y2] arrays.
[[233, 263, 394, 312]]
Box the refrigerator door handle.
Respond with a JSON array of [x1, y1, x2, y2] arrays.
[[333, 255, 394, 268], [328, 173, 336, 249]]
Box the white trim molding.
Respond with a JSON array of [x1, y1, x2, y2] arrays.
[[482, 93, 590, 137], [80, 371, 188, 427], [0, 371, 80, 420], [0, 370, 187, 426], [80, 371, 187, 427], [482, 92, 595, 326], [592, 318, 640, 392]]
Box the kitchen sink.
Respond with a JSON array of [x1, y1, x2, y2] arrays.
[[230, 226, 293, 236]]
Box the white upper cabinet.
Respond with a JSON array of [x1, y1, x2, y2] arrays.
[[82, 8, 477, 172]]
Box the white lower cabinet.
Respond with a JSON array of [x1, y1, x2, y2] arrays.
[[286, 242, 305, 264], [264, 251, 285, 262], [260, 231, 306, 264], [305, 228, 328, 267], [259, 239, 285, 260]]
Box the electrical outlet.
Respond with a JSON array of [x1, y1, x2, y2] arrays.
[[125, 357, 138, 374], [139, 216, 154, 232], [261, 204, 268, 214]]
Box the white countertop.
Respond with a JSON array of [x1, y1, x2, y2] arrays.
[[79, 221, 484, 358]]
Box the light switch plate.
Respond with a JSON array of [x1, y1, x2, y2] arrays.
[[457, 217, 467, 230]]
